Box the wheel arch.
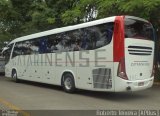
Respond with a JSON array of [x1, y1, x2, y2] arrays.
[[11, 67, 17, 78], [61, 70, 76, 87]]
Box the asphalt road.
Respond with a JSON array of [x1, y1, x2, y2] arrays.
[[0, 75, 160, 116]]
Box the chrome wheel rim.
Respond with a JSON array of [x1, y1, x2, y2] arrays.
[[64, 78, 72, 90], [13, 72, 17, 78]]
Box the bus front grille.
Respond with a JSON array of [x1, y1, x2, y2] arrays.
[[92, 68, 112, 89], [128, 46, 152, 56]]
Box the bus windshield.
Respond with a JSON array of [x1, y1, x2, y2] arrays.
[[124, 18, 155, 41]]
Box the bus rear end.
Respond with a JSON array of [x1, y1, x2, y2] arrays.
[[114, 16, 155, 92]]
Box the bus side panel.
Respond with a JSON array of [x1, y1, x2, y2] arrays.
[[13, 55, 41, 82], [75, 50, 92, 90], [54, 52, 77, 86], [90, 44, 114, 92], [5, 58, 14, 78], [39, 54, 55, 84], [76, 44, 114, 92]]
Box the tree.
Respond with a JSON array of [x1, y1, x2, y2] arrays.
[[0, 0, 18, 43], [1, 0, 160, 41]]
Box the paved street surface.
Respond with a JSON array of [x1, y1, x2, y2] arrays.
[[0, 74, 160, 116]]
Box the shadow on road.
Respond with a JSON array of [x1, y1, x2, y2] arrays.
[[76, 90, 150, 102], [4, 77, 153, 101], [9, 78, 63, 91], [0, 73, 5, 76]]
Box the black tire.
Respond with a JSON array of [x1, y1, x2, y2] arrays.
[[12, 69, 20, 83], [62, 73, 75, 93]]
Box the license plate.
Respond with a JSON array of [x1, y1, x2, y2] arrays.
[[138, 82, 144, 86]]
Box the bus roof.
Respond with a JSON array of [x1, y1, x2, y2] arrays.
[[9, 16, 149, 44]]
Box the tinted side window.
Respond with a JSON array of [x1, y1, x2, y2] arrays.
[[12, 42, 23, 58], [46, 22, 114, 52], [22, 39, 39, 55], [38, 37, 48, 53], [47, 32, 81, 53], [12, 39, 40, 56], [16, 22, 114, 54], [67, 30, 82, 51], [84, 22, 114, 50], [125, 18, 154, 41], [49, 34, 66, 53]]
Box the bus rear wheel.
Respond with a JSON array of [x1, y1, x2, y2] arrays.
[[12, 69, 20, 83], [62, 73, 75, 93]]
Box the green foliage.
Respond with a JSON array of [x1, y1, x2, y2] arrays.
[[98, 0, 121, 18], [0, 0, 160, 44], [62, 8, 81, 25]]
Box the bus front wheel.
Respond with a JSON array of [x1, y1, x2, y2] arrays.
[[12, 69, 20, 83], [62, 73, 75, 93]]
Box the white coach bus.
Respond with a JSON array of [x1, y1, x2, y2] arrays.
[[3, 16, 155, 92]]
